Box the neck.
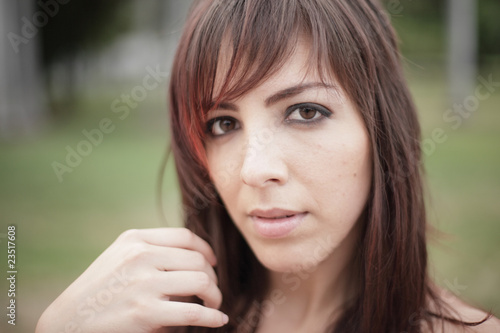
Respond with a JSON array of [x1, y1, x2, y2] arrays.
[[262, 222, 361, 330]]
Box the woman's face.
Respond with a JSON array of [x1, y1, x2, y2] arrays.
[[205, 40, 372, 272]]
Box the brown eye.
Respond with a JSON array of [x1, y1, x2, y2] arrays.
[[207, 117, 240, 136], [286, 103, 331, 122], [219, 119, 236, 132], [299, 108, 317, 120]]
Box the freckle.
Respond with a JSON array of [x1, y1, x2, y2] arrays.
[[353, 173, 357, 177]]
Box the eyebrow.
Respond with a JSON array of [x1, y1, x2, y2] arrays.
[[214, 82, 337, 111]]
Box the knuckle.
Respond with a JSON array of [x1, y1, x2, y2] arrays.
[[119, 229, 140, 241], [127, 297, 151, 324], [125, 242, 150, 262], [194, 272, 211, 290]]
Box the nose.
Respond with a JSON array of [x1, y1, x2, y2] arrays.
[[240, 134, 288, 187]]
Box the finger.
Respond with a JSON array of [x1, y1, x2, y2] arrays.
[[150, 247, 218, 284], [153, 301, 229, 328], [155, 271, 223, 309], [119, 228, 217, 266]]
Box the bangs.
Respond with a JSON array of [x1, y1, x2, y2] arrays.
[[171, 0, 394, 167], [168, 3, 433, 330], [185, 0, 335, 119]]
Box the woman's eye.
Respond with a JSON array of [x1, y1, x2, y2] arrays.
[[285, 103, 332, 123], [206, 117, 240, 136]]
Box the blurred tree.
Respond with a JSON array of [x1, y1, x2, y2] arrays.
[[38, 0, 133, 118], [478, 0, 500, 60], [381, 0, 500, 102], [447, 0, 478, 104], [0, 0, 133, 137], [381, 0, 446, 56], [2, 0, 498, 137], [39, 0, 132, 66], [0, 1, 44, 138], [382, 0, 499, 62]]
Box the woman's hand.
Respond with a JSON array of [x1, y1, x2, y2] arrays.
[[36, 228, 228, 333]]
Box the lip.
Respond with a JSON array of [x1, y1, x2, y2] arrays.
[[249, 208, 307, 239]]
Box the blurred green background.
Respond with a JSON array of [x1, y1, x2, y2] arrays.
[[0, 0, 499, 332]]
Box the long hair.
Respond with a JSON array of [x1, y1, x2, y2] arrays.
[[166, 0, 487, 332]]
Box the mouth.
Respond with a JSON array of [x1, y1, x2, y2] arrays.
[[249, 208, 307, 238], [249, 208, 304, 219]]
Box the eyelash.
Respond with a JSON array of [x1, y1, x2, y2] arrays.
[[205, 103, 332, 137]]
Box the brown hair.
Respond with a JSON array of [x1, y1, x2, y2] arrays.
[[165, 0, 489, 332]]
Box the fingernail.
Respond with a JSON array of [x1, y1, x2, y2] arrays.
[[222, 313, 229, 324]]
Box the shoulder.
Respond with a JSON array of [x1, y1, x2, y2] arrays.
[[427, 288, 500, 333]]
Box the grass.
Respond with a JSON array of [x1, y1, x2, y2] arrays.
[[408, 63, 500, 315], [0, 65, 499, 331]]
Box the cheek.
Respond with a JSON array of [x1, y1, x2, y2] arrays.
[[296, 128, 372, 222], [206, 144, 242, 205]]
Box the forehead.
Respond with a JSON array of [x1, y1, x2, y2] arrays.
[[212, 36, 333, 102]]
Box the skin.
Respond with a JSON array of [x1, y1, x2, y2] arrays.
[[36, 228, 229, 332], [36, 38, 500, 333], [205, 38, 372, 331]]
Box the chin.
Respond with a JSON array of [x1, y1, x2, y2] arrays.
[[255, 253, 303, 273], [246, 234, 338, 274]]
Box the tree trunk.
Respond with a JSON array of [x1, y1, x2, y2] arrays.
[[447, 0, 478, 105], [0, 1, 46, 139]]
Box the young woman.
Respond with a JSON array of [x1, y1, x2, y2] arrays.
[[37, 0, 499, 332]]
